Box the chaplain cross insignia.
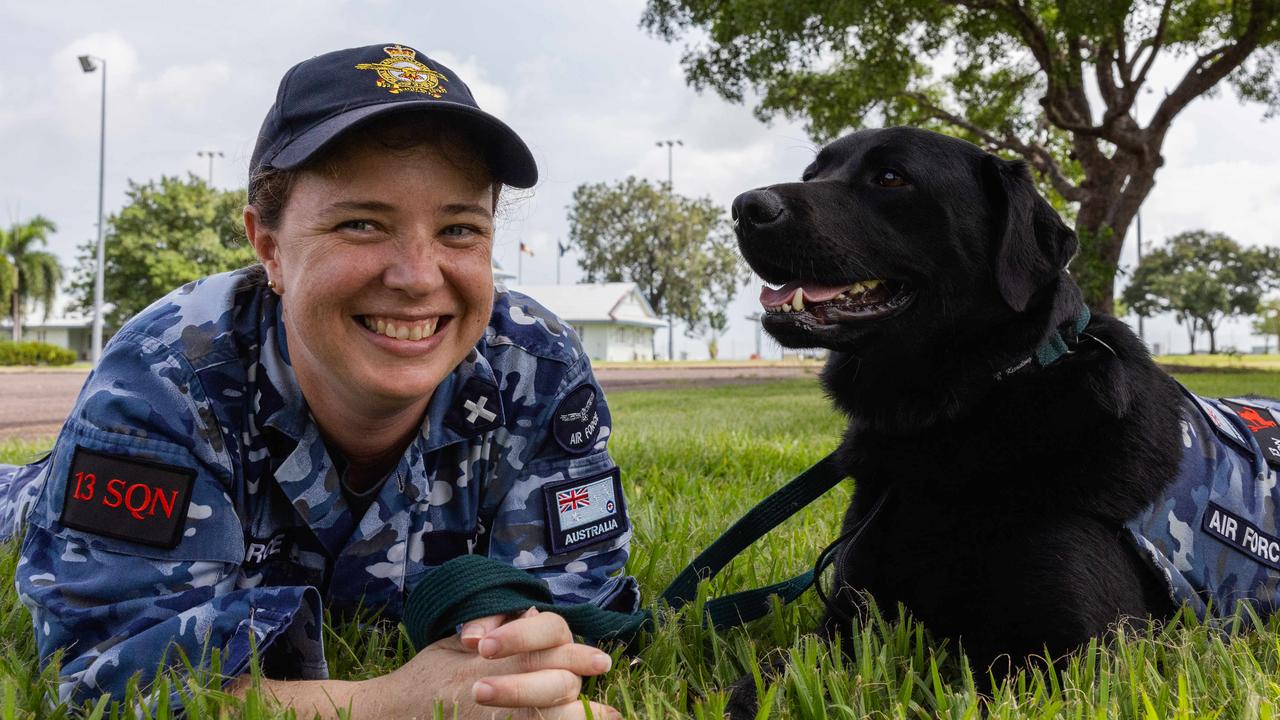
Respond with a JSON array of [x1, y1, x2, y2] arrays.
[[463, 396, 497, 425]]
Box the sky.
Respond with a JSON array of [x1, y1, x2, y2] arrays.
[[1, 0, 1278, 359]]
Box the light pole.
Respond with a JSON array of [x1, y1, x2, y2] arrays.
[[655, 139, 682, 360], [197, 150, 224, 186], [79, 54, 107, 365], [746, 312, 763, 358]]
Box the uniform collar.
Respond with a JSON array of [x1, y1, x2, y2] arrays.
[[255, 295, 505, 551], [256, 296, 506, 447]]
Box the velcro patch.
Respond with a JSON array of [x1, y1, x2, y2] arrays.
[[1203, 501, 1280, 570], [1195, 396, 1248, 450], [542, 467, 626, 555], [59, 447, 196, 549], [553, 384, 601, 454], [1222, 399, 1280, 469]]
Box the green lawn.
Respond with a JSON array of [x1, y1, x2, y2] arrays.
[[3, 373, 1280, 717]]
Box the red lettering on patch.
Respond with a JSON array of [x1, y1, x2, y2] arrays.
[[60, 447, 197, 549]]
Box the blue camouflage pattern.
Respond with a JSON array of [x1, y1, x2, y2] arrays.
[[1128, 384, 1280, 618], [0, 266, 637, 705]]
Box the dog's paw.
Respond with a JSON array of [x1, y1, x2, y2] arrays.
[[724, 654, 789, 719], [725, 674, 761, 720]]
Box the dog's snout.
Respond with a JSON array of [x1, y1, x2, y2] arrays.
[[732, 189, 785, 231]]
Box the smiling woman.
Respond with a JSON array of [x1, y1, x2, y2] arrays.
[[0, 43, 630, 720]]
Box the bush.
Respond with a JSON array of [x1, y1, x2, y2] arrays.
[[0, 340, 77, 366]]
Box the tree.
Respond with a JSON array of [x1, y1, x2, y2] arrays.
[[642, 0, 1280, 312], [1254, 298, 1280, 353], [1121, 230, 1276, 354], [70, 175, 255, 328], [567, 177, 749, 345], [1, 216, 63, 341]]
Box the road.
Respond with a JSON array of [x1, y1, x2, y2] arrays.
[[0, 364, 817, 442]]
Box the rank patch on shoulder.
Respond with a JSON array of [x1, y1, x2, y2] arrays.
[[1196, 396, 1248, 449], [1223, 399, 1280, 468], [553, 384, 601, 454], [542, 468, 627, 555], [59, 447, 196, 549]]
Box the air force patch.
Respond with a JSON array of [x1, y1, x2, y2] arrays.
[[553, 384, 601, 454], [542, 468, 627, 555]]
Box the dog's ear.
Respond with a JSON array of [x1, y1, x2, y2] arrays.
[[983, 156, 1079, 312]]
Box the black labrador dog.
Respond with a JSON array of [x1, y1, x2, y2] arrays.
[[725, 126, 1280, 714]]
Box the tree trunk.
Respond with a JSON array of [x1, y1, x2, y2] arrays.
[[1206, 321, 1218, 355], [9, 291, 19, 342], [1069, 159, 1157, 316], [1184, 316, 1197, 355]]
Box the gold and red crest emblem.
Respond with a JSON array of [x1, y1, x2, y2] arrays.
[[354, 45, 448, 97]]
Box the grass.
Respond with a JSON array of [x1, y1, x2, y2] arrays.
[[1157, 354, 1280, 371], [3, 372, 1280, 717]]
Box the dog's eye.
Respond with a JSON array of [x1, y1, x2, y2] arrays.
[[876, 170, 909, 188]]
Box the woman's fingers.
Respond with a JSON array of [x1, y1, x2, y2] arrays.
[[458, 613, 509, 651], [514, 642, 613, 677], [472, 668, 581, 708], [477, 610, 574, 658], [527, 700, 622, 720]]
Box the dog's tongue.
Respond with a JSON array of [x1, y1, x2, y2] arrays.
[[759, 282, 848, 306]]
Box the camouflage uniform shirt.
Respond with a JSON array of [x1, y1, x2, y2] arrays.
[[0, 267, 636, 704], [1128, 385, 1280, 617]]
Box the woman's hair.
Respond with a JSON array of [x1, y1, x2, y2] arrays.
[[247, 113, 506, 230]]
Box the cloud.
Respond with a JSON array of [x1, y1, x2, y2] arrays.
[[428, 50, 510, 119]]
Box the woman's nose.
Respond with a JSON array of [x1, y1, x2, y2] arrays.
[[382, 235, 444, 296]]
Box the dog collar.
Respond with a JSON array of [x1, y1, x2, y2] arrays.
[[993, 305, 1092, 382]]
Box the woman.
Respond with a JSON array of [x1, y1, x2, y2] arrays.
[[0, 44, 633, 719]]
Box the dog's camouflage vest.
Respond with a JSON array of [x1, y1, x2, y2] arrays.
[[1127, 386, 1280, 617]]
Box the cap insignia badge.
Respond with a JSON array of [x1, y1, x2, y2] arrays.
[[354, 45, 448, 98]]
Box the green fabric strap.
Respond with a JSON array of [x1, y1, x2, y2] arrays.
[[403, 451, 848, 650]]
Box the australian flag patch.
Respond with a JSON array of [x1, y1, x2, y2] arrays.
[[542, 467, 627, 555]]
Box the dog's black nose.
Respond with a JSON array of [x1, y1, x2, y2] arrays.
[[732, 189, 785, 231]]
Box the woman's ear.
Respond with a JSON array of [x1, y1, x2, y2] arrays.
[[243, 205, 283, 284], [982, 156, 1079, 312]]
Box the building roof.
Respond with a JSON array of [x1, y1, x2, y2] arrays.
[[506, 282, 668, 328]]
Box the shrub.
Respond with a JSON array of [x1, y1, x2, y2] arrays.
[[0, 340, 77, 366]]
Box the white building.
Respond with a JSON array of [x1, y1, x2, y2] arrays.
[[2, 315, 93, 359], [507, 282, 667, 362]]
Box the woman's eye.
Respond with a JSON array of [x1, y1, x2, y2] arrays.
[[441, 225, 479, 239], [338, 220, 377, 232], [876, 170, 909, 188]]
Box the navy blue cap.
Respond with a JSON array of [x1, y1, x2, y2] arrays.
[[250, 44, 537, 188]]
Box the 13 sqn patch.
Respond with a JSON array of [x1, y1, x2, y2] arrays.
[[542, 468, 627, 555], [553, 384, 601, 454], [1222, 399, 1280, 469], [59, 447, 196, 549]]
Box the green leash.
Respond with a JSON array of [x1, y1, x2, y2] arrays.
[[403, 451, 848, 650]]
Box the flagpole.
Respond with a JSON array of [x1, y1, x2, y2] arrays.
[[518, 246, 523, 284]]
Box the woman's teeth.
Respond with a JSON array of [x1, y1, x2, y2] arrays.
[[361, 315, 439, 341]]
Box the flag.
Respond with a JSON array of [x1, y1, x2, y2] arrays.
[[520, 242, 535, 256], [557, 487, 590, 512], [558, 241, 569, 257]]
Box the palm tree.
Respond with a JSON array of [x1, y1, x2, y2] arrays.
[[0, 216, 63, 341]]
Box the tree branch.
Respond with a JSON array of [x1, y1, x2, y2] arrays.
[[1148, 0, 1275, 141], [1129, 0, 1174, 94], [907, 95, 1085, 201]]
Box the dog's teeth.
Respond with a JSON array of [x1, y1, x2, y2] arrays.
[[848, 282, 865, 295], [793, 291, 804, 312], [864, 279, 882, 290]]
